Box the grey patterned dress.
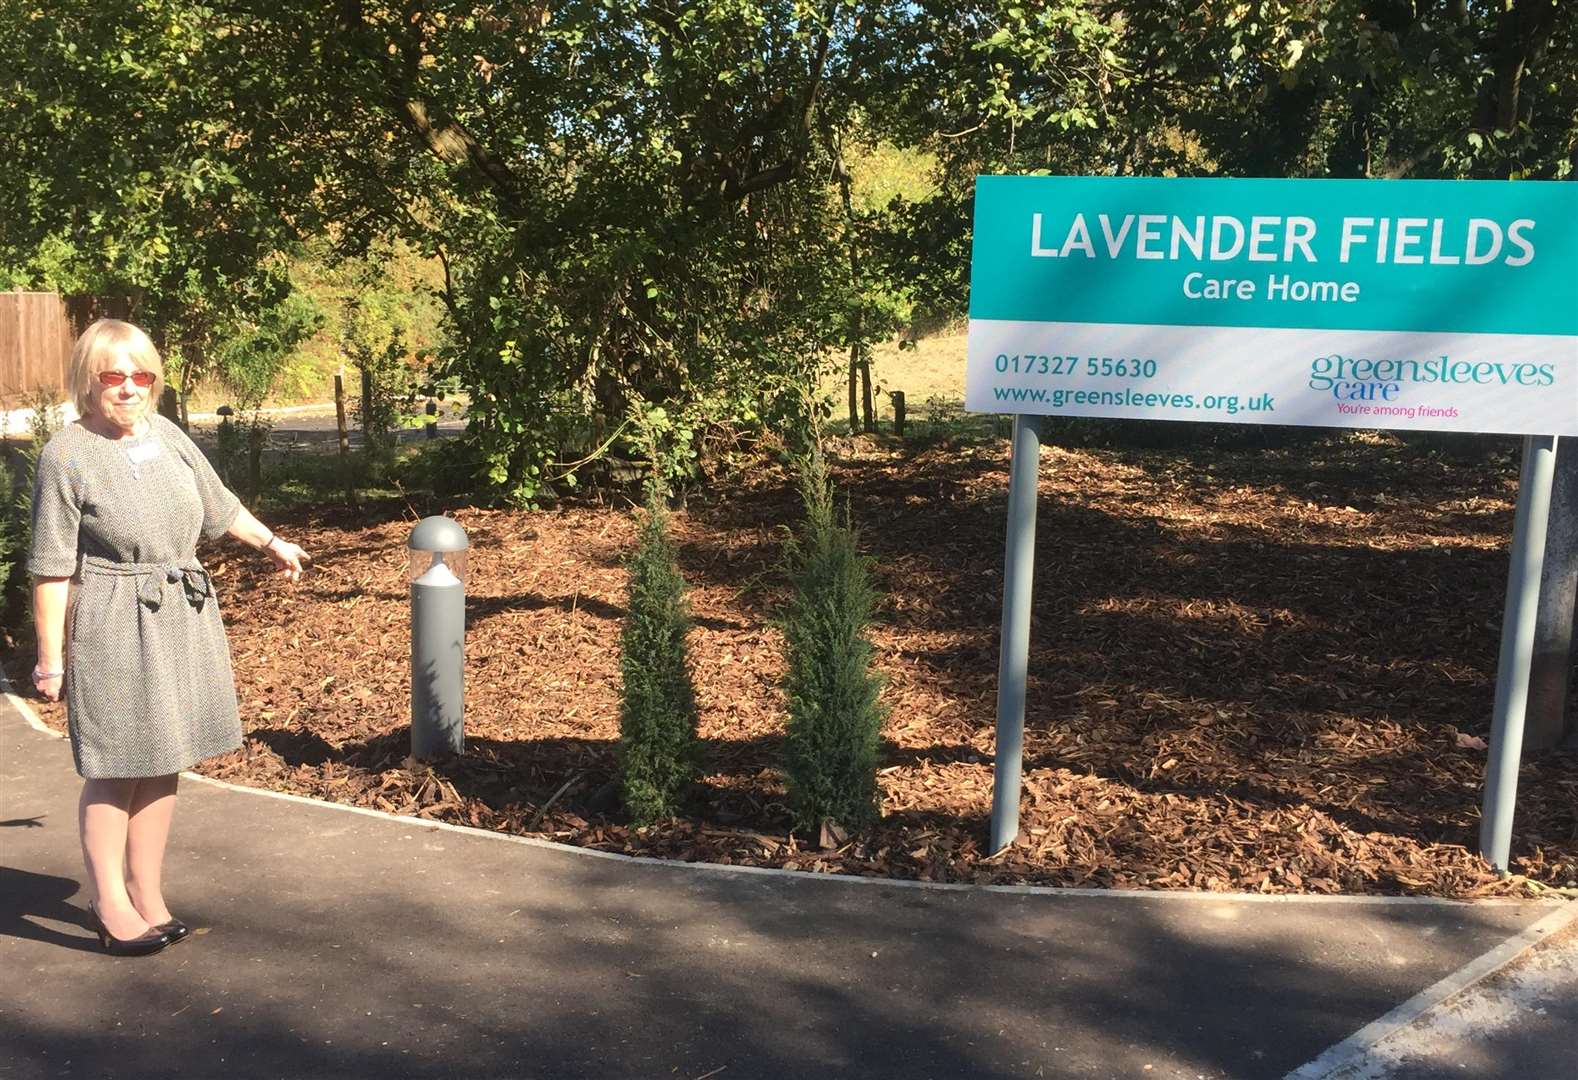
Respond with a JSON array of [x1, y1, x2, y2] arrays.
[[29, 413, 244, 779]]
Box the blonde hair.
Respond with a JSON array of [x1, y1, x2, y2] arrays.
[[68, 319, 165, 419]]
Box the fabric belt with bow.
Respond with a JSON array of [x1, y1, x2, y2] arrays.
[[81, 555, 214, 612]]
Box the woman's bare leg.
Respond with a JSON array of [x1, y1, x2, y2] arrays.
[[79, 778, 150, 939], [124, 773, 179, 927]]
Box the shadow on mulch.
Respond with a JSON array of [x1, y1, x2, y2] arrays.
[[246, 725, 785, 814]]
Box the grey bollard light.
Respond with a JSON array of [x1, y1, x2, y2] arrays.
[[409, 516, 469, 759]]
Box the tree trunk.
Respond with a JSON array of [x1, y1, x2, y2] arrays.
[[860, 352, 874, 433], [847, 345, 860, 435], [1475, 0, 1561, 137], [835, 141, 866, 437]]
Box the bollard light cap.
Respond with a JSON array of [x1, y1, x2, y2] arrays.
[[409, 515, 469, 552]]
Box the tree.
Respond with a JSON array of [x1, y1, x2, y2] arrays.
[[13, 2, 983, 499], [831, 129, 914, 435], [157, 2, 863, 498], [215, 291, 325, 412], [5, 0, 1572, 491], [780, 447, 886, 834], [618, 483, 701, 824], [837, 2, 1128, 326], [0, 0, 318, 394], [1111, 1, 1577, 183], [856, 2, 1578, 326]]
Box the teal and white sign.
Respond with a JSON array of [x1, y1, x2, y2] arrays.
[[966, 175, 1578, 435]]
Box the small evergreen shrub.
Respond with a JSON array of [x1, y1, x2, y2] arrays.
[[348, 329, 410, 485], [213, 410, 275, 503], [0, 446, 17, 615], [1, 397, 60, 625], [779, 448, 887, 834], [618, 487, 701, 824]]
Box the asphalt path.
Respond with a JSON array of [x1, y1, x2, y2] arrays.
[[1, 403, 467, 456], [3, 688, 1573, 1080], [184, 402, 467, 453]]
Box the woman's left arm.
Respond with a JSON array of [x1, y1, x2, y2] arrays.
[[227, 507, 309, 582]]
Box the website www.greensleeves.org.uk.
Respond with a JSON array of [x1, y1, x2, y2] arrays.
[[992, 383, 1277, 417]]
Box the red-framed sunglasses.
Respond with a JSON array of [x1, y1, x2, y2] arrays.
[[97, 370, 157, 388]]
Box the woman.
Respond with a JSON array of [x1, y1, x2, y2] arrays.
[[29, 319, 308, 957]]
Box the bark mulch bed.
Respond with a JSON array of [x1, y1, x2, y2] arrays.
[[16, 433, 1578, 897]]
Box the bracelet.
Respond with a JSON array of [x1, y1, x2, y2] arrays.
[[259, 531, 277, 552], [33, 666, 63, 680]]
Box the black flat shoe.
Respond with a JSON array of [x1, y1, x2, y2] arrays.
[[154, 918, 191, 944], [88, 905, 172, 957]]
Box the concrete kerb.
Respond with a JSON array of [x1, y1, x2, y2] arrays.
[[2, 673, 1560, 912]]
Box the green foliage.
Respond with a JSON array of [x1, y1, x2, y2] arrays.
[[213, 411, 274, 504], [214, 290, 325, 411], [862, 1, 1578, 326], [0, 447, 17, 622], [324, 244, 450, 487], [282, 238, 449, 406], [779, 447, 886, 833], [346, 306, 414, 485], [0, 0, 317, 385], [29, 1, 926, 501], [845, 138, 938, 212], [208, 289, 321, 501], [618, 486, 700, 825], [1, 398, 61, 627], [247, 445, 402, 515], [6, 0, 1576, 496], [620, 401, 709, 502]]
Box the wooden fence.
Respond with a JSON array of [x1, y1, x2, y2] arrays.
[[0, 292, 135, 406], [0, 291, 73, 406]]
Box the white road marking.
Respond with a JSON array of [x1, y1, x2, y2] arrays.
[[1286, 902, 1578, 1078]]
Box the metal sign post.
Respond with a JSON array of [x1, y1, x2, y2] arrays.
[[1480, 434, 1559, 872], [989, 414, 1043, 853]]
